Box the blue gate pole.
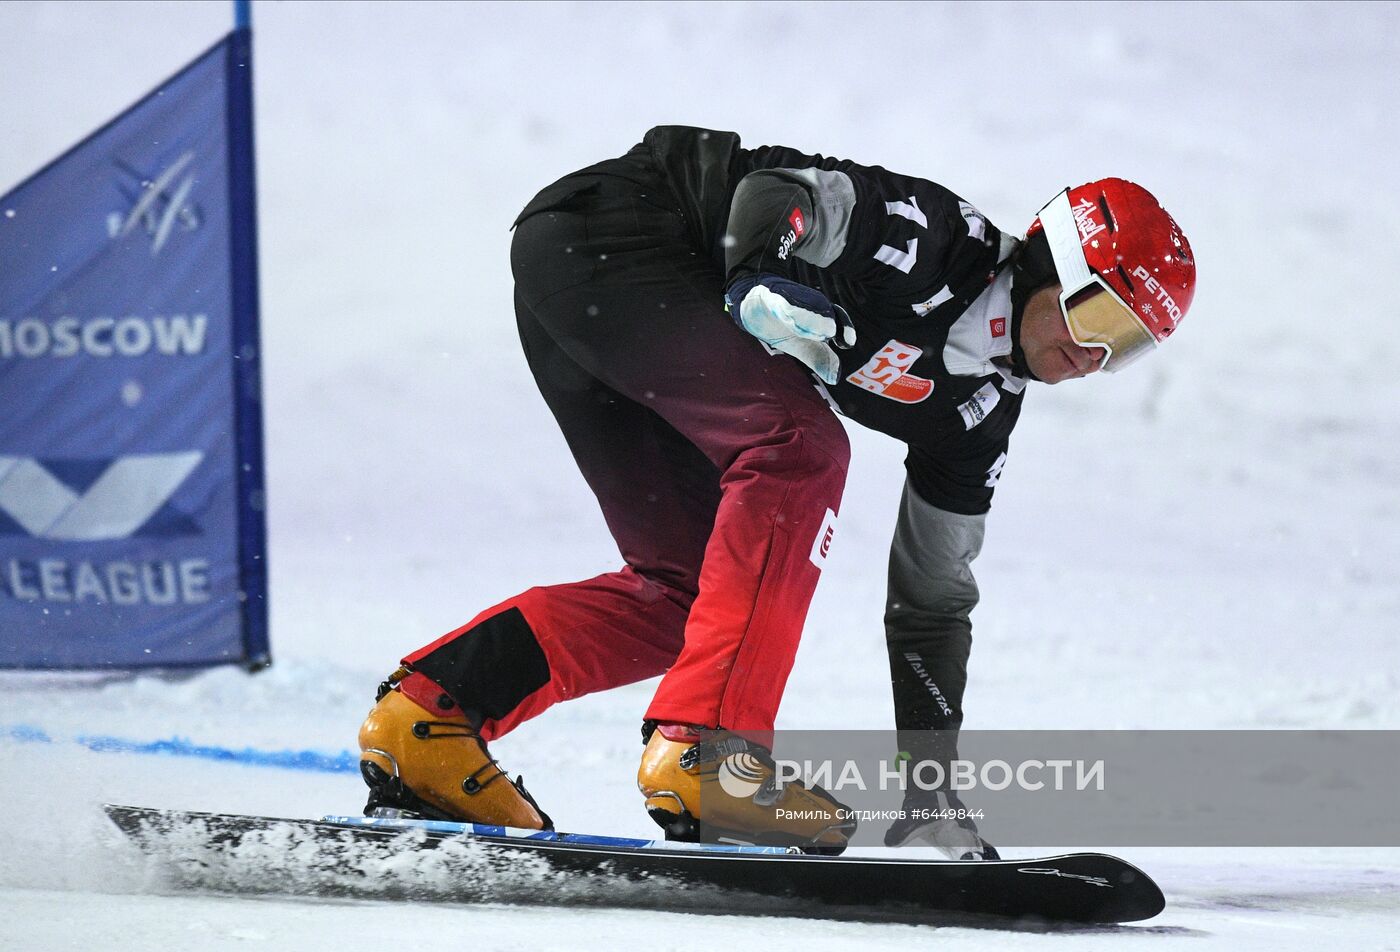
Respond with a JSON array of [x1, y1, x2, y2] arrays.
[[227, 0, 271, 667]]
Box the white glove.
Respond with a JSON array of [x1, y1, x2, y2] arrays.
[[725, 274, 855, 385]]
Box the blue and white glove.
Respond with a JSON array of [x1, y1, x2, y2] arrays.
[[724, 274, 856, 385]]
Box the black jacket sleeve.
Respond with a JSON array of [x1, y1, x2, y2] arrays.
[[724, 159, 998, 312]]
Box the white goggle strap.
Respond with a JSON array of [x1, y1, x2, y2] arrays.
[[1037, 189, 1094, 295]]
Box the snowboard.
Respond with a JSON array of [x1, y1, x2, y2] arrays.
[[104, 803, 1165, 925]]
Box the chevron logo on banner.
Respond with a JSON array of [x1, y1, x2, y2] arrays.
[[0, 452, 203, 541]]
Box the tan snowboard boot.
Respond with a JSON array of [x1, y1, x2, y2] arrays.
[[637, 722, 855, 853], [357, 668, 550, 829]]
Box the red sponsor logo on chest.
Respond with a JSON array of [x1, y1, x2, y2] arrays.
[[990, 317, 1007, 338], [845, 339, 934, 404]]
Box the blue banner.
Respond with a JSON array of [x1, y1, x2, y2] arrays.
[[0, 31, 268, 668]]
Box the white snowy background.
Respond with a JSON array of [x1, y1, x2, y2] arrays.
[[2, 0, 1398, 948]]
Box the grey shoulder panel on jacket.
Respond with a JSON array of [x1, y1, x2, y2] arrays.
[[729, 167, 857, 270]]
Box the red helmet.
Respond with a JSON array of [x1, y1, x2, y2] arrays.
[[1028, 179, 1195, 369]]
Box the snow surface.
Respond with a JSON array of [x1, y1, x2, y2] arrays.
[[2, 0, 1399, 948]]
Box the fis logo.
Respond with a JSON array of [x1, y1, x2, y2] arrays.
[[0, 452, 203, 541], [107, 151, 203, 255], [846, 340, 933, 404]]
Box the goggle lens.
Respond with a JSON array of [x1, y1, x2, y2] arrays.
[[1059, 277, 1157, 373]]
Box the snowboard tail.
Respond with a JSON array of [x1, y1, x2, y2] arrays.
[[103, 803, 1164, 925]]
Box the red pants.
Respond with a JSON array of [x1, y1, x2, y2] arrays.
[[403, 148, 849, 738]]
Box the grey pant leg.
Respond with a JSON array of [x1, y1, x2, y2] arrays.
[[885, 481, 985, 763]]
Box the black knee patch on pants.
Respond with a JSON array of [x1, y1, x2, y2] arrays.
[[412, 607, 551, 722]]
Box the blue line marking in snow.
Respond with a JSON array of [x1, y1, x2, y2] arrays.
[[3, 723, 357, 774], [5, 724, 53, 743]]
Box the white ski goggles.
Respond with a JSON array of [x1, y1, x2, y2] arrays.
[[1038, 189, 1157, 374]]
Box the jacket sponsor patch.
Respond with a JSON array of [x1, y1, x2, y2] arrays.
[[957, 381, 1001, 430], [911, 286, 954, 318], [809, 507, 838, 569], [846, 339, 933, 404]]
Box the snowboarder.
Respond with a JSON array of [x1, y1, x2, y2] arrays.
[[356, 126, 1196, 855]]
